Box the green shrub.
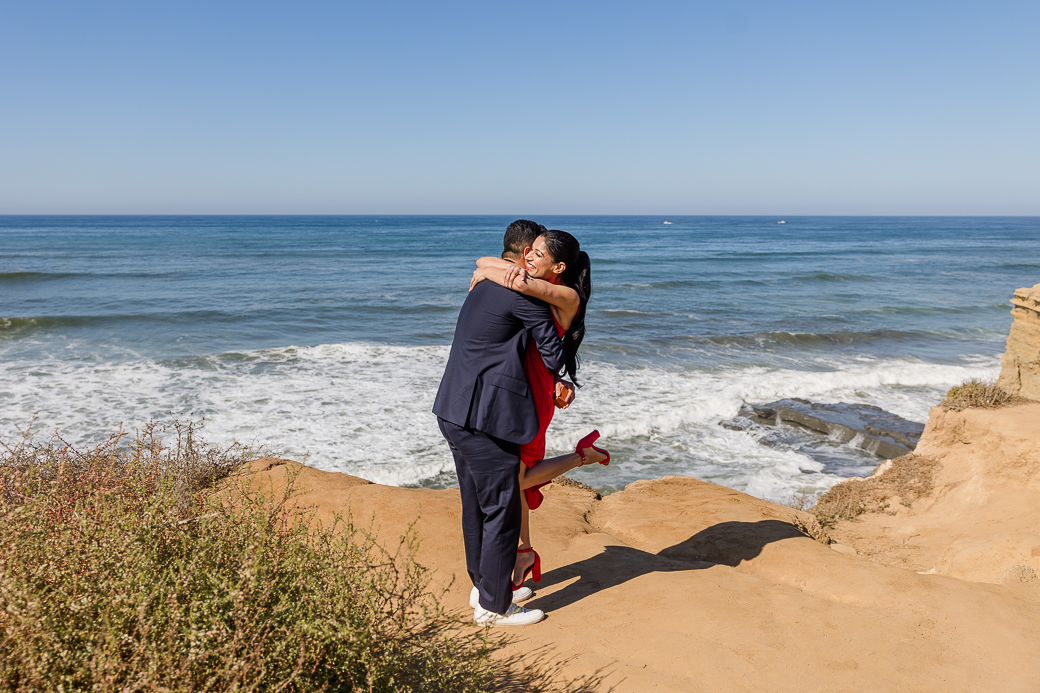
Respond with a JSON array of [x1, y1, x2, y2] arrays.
[[941, 378, 1016, 411], [0, 422, 495, 692]]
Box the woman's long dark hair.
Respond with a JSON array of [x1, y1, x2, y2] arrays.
[[539, 229, 592, 385]]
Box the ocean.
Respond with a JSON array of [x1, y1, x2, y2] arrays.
[[2, 215, 1038, 502]]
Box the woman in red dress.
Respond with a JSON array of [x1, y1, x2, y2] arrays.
[[471, 229, 609, 593]]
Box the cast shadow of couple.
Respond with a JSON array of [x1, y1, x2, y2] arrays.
[[525, 519, 805, 612]]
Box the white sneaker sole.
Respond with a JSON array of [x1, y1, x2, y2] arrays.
[[474, 605, 545, 626]]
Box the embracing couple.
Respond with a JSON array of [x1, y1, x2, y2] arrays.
[[433, 219, 609, 627]]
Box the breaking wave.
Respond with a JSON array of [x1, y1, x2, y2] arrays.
[[0, 341, 999, 501]]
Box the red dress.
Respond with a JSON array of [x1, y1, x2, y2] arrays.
[[520, 313, 567, 511]]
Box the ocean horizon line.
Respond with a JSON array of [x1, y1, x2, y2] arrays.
[[2, 213, 1040, 220]]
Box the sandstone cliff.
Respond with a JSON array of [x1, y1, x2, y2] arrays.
[[998, 282, 1040, 400], [237, 457, 1040, 692]]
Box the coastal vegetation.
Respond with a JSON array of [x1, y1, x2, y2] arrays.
[[0, 422, 497, 692], [810, 453, 939, 526], [941, 378, 1018, 411]]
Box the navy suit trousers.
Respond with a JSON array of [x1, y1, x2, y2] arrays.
[[438, 417, 521, 615]]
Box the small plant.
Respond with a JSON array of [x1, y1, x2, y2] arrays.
[[783, 491, 816, 512], [811, 479, 866, 524], [812, 454, 939, 527], [941, 378, 1017, 411]]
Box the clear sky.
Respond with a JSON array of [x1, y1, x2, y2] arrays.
[[1, 1, 1037, 215]]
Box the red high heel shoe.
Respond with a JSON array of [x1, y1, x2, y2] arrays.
[[512, 547, 541, 589], [575, 430, 611, 466]]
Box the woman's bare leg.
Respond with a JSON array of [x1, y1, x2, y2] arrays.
[[513, 447, 608, 585], [520, 447, 607, 490], [514, 466, 535, 585]]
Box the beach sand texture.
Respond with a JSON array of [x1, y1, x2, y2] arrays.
[[238, 398, 1040, 693]]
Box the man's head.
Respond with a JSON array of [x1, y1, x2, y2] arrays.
[[502, 219, 546, 262]]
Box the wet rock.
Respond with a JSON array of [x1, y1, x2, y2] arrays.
[[734, 398, 925, 459]]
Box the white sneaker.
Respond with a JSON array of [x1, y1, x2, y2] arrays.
[[469, 585, 533, 609], [474, 602, 545, 626]]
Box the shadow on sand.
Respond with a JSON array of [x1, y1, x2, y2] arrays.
[[528, 519, 806, 612]]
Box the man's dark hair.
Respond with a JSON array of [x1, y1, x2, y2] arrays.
[[502, 219, 546, 259]]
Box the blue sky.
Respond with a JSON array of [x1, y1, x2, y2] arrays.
[[1, 1, 1037, 215]]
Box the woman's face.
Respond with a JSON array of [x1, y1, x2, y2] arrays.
[[525, 236, 565, 279]]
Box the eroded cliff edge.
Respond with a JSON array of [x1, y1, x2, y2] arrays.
[[998, 282, 1040, 400], [821, 402, 1040, 583]]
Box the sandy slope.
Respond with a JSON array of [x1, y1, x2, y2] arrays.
[[239, 454, 1040, 692]]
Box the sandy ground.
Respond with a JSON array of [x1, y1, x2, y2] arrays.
[[238, 403, 1040, 693]]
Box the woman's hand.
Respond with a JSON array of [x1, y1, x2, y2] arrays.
[[470, 262, 531, 293], [504, 264, 529, 288], [554, 380, 575, 409]]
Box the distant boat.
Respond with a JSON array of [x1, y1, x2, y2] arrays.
[[663, 220, 673, 225], [778, 220, 786, 224]]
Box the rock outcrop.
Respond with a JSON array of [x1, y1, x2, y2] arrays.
[[998, 282, 1040, 400], [736, 398, 924, 459]]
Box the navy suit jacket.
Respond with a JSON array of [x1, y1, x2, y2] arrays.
[[433, 281, 566, 445]]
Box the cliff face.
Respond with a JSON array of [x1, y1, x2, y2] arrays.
[[998, 282, 1040, 400]]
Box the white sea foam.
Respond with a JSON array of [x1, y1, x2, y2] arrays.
[[541, 356, 998, 499], [0, 342, 999, 500]]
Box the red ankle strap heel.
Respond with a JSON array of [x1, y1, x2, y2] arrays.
[[575, 430, 611, 466], [513, 547, 541, 589]]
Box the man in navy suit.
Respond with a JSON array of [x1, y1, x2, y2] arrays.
[[433, 220, 565, 626]]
